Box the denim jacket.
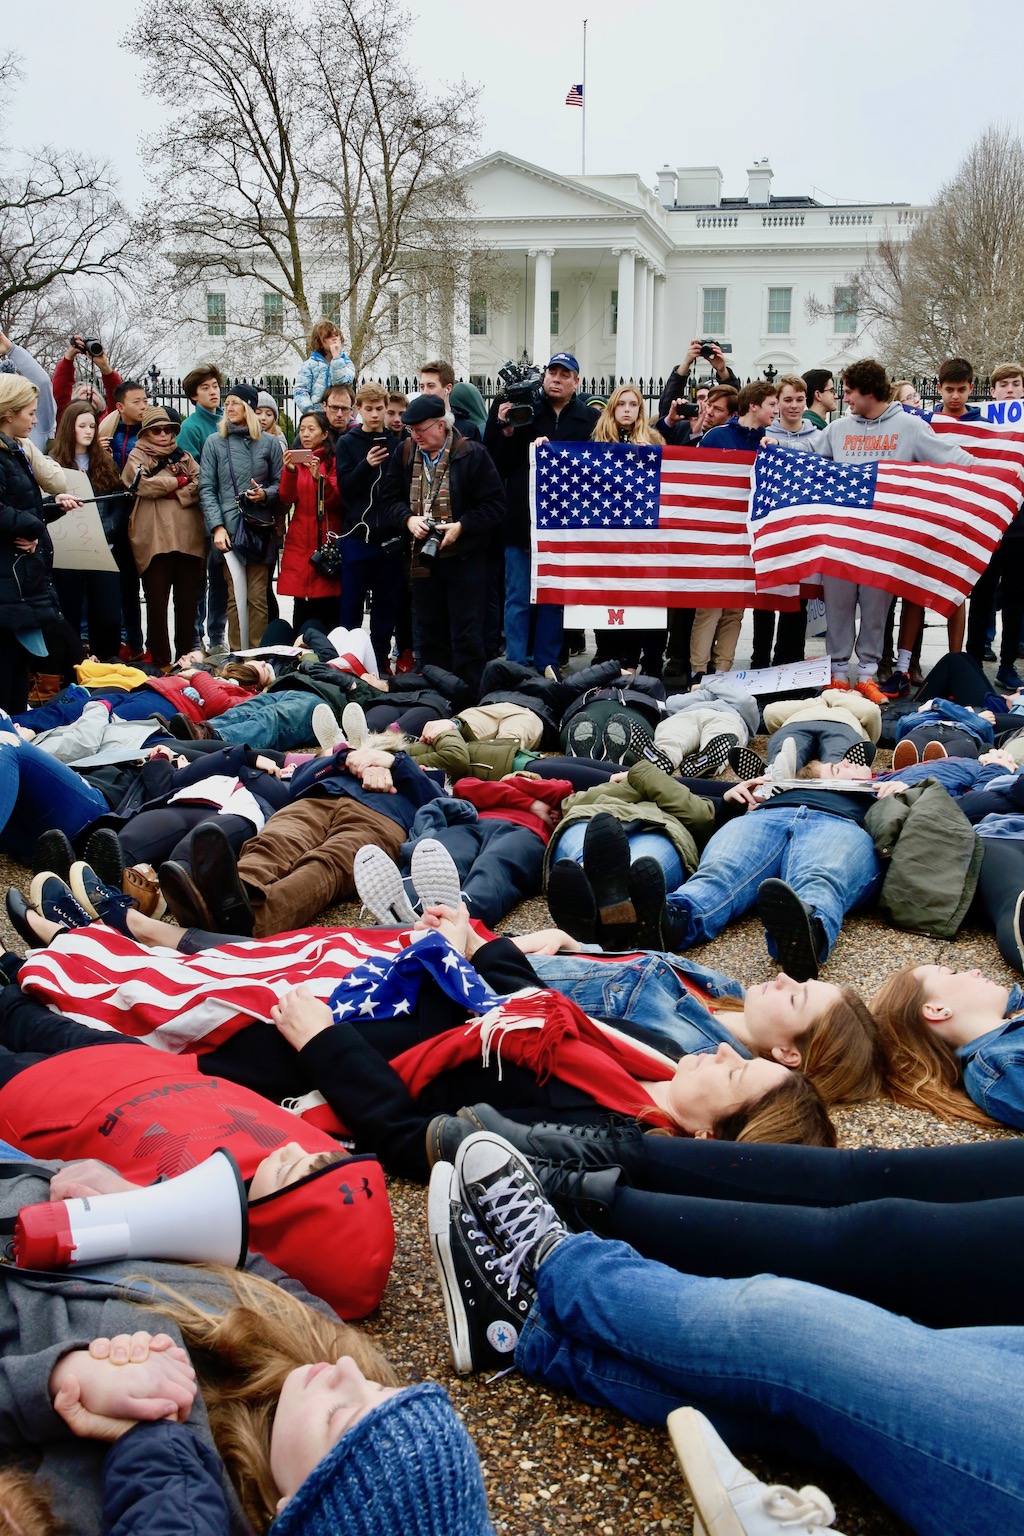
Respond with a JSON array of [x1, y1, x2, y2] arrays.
[[959, 984, 1024, 1127], [528, 951, 748, 1058]]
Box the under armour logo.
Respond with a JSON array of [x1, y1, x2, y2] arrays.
[[337, 1177, 373, 1204]]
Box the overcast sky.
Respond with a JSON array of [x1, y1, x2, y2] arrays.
[[4, 0, 1021, 210]]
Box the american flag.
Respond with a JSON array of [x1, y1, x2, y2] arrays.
[[565, 83, 584, 106], [530, 441, 799, 609], [928, 410, 1024, 476], [748, 443, 1023, 618]]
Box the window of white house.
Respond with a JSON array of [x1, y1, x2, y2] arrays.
[[767, 287, 792, 335], [318, 291, 341, 327], [206, 293, 226, 337], [834, 285, 858, 334], [702, 287, 726, 334], [550, 289, 560, 335], [610, 288, 618, 335], [469, 291, 488, 335], [264, 293, 284, 335], [388, 294, 400, 334]]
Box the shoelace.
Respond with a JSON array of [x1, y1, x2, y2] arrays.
[[476, 1171, 562, 1297], [459, 1210, 531, 1299], [761, 1484, 836, 1529]]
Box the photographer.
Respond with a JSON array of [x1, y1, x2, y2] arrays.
[[52, 336, 122, 428], [657, 338, 739, 421], [379, 394, 505, 695], [484, 351, 599, 674]]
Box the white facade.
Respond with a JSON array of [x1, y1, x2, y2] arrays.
[[167, 154, 927, 391]]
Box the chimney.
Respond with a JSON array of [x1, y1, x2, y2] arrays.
[[657, 165, 678, 207], [746, 158, 773, 205]]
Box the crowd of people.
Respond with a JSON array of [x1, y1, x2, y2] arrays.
[[0, 316, 1021, 1534]]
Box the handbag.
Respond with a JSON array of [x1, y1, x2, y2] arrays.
[[223, 441, 274, 563], [309, 471, 344, 578]]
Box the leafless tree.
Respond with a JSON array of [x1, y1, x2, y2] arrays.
[[812, 126, 1024, 374], [0, 52, 135, 362], [127, 0, 483, 372]]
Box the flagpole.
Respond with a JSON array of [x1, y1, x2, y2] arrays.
[[581, 19, 588, 175]]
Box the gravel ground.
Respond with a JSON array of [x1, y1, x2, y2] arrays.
[[1, 731, 1017, 1536]]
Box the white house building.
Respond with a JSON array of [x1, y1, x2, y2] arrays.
[[167, 155, 927, 394]]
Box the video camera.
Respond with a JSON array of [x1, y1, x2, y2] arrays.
[[497, 359, 544, 429]]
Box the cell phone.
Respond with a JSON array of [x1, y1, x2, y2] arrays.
[[371, 433, 389, 445], [288, 448, 316, 466]]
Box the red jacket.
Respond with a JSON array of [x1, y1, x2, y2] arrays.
[[452, 774, 573, 843], [277, 445, 343, 600], [52, 357, 122, 427], [144, 671, 258, 722]]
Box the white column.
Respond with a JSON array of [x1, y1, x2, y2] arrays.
[[644, 264, 656, 380], [451, 266, 470, 381], [574, 270, 592, 381], [529, 248, 554, 367], [633, 258, 648, 386], [651, 274, 665, 384], [613, 247, 635, 383]]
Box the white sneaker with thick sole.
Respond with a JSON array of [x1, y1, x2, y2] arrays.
[[353, 845, 418, 925], [668, 1407, 841, 1536], [311, 702, 345, 753], [342, 701, 369, 749], [410, 837, 462, 913], [769, 736, 798, 784]]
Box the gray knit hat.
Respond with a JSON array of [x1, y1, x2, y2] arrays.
[[270, 1383, 495, 1536], [257, 391, 279, 420]]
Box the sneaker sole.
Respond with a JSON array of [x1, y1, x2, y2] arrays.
[[341, 703, 369, 749], [410, 839, 462, 914], [311, 704, 344, 752], [545, 860, 598, 945], [922, 740, 948, 761], [728, 746, 766, 782], [756, 878, 819, 982], [566, 718, 603, 759], [426, 1161, 474, 1374], [891, 739, 919, 772], [667, 1407, 747, 1536], [353, 847, 418, 925], [601, 712, 632, 766], [677, 733, 735, 779], [32, 829, 75, 882], [841, 740, 875, 768], [68, 861, 102, 920], [83, 830, 125, 891], [582, 816, 637, 938]]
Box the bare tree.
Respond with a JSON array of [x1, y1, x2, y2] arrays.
[[126, 0, 483, 372], [0, 52, 134, 361], [827, 126, 1024, 374]]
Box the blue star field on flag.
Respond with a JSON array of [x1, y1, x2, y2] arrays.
[[328, 930, 512, 1023], [534, 441, 664, 530], [750, 444, 878, 521]]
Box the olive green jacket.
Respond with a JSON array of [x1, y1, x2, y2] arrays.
[[544, 760, 717, 882], [864, 778, 982, 938]]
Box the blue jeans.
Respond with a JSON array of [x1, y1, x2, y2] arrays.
[[504, 546, 563, 671], [666, 804, 880, 958], [553, 821, 684, 892], [0, 740, 109, 862], [214, 692, 317, 753], [518, 1233, 1024, 1536]]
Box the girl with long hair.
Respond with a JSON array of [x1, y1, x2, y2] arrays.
[[49, 400, 128, 662], [591, 385, 666, 673]]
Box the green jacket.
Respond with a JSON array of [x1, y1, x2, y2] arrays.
[[864, 778, 982, 938], [545, 760, 717, 881], [407, 730, 526, 781]]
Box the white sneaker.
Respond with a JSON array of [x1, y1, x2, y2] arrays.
[[353, 845, 418, 925], [668, 1408, 841, 1536], [311, 702, 345, 753], [769, 736, 798, 784], [342, 701, 369, 749], [410, 837, 462, 914]]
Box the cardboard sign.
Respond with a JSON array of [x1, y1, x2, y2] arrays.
[[48, 503, 118, 572]]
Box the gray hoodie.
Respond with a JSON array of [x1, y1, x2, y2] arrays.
[[764, 418, 820, 451], [812, 402, 972, 465]]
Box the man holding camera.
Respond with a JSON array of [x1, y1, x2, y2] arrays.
[[658, 340, 739, 423], [379, 393, 505, 694], [52, 336, 122, 427], [484, 352, 599, 675]]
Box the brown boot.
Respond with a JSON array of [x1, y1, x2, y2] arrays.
[[27, 674, 62, 707], [123, 864, 167, 919]]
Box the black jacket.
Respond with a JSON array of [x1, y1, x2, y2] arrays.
[[334, 424, 396, 535], [0, 433, 62, 631], [484, 391, 600, 547], [378, 431, 506, 557], [658, 364, 740, 418]]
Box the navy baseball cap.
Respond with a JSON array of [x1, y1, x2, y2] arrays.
[[546, 352, 580, 373]]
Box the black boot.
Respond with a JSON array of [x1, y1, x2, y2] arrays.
[[531, 1159, 627, 1231], [458, 1103, 645, 1173]]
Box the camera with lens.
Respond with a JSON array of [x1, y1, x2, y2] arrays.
[[70, 336, 104, 358], [676, 400, 700, 419], [418, 518, 445, 566], [497, 359, 544, 428], [698, 339, 733, 361]]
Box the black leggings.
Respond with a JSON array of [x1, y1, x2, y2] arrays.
[[976, 837, 1024, 973], [598, 1136, 1024, 1327]]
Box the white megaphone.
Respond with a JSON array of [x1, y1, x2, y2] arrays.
[[14, 1148, 248, 1270]]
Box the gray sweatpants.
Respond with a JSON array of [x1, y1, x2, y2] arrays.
[[822, 576, 893, 677]]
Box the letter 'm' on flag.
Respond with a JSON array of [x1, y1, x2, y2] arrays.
[[565, 83, 584, 106]]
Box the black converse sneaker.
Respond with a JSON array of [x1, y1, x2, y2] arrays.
[[456, 1133, 568, 1294], [427, 1160, 537, 1375]]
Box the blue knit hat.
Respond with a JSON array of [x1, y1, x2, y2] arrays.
[[270, 1383, 495, 1536]]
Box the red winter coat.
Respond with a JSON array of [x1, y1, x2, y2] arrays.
[[452, 774, 574, 843], [144, 670, 259, 722], [277, 445, 343, 600]]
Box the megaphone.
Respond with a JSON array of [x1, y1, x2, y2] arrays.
[[14, 1149, 248, 1270]]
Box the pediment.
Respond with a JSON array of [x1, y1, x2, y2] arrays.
[[463, 152, 641, 220]]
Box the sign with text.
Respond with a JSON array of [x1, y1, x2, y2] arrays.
[[703, 656, 831, 695], [564, 605, 669, 630], [48, 504, 117, 572]]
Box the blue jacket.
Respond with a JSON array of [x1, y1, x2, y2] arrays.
[[893, 699, 995, 748], [294, 349, 356, 413], [528, 951, 748, 1058], [960, 985, 1024, 1128], [289, 747, 445, 831], [700, 417, 766, 452], [102, 1421, 233, 1536]]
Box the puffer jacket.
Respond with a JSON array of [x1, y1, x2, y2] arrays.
[[560, 669, 668, 732], [0, 432, 62, 631], [546, 759, 717, 881], [294, 348, 356, 413], [864, 778, 983, 938], [277, 444, 343, 600], [198, 426, 284, 557]]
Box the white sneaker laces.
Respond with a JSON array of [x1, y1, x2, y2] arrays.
[[761, 1484, 837, 1529], [476, 1172, 562, 1299]]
